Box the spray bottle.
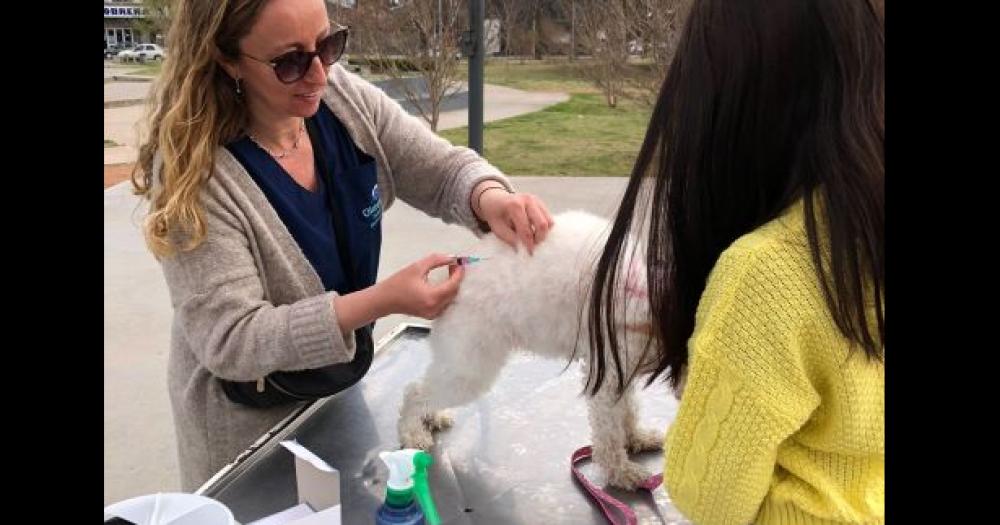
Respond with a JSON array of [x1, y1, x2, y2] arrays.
[[375, 449, 441, 525]]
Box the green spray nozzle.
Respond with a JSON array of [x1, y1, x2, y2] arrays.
[[379, 449, 441, 525], [411, 451, 439, 525]]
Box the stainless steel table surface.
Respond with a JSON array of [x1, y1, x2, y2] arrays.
[[198, 324, 690, 524]]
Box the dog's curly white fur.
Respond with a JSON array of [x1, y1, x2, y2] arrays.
[[398, 210, 670, 489]]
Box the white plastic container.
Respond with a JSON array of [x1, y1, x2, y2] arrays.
[[104, 492, 235, 525]]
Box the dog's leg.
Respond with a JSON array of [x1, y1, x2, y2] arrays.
[[398, 381, 437, 450], [586, 378, 655, 490], [623, 384, 664, 454], [398, 332, 509, 450]]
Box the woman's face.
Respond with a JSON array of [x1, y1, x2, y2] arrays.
[[228, 0, 333, 121]]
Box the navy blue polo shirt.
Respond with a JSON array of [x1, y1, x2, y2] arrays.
[[226, 103, 382, 294]]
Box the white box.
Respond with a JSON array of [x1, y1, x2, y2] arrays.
[[246, 441, 342, 525]]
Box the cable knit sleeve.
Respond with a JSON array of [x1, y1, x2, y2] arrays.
[[663, 239, 822, 525]]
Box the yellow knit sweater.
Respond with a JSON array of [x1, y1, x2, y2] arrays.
[[663, 200, 884, 525]]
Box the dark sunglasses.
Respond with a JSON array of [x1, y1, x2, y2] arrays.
[[242, 27, 349, 84]]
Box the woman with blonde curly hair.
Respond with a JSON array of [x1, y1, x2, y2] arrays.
[[133, 0, 553, 490]]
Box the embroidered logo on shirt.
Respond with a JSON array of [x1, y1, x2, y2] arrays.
[[362, 184, 382, 229]]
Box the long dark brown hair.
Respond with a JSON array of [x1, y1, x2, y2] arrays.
[[588, 0, 884, 395]]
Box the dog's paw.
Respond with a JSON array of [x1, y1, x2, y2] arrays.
[[627, 427, 664, 453], [424, 410, 454, 431], [606, 460, 654, 490], [399, 411, 436, 450], [399, 424, 435, 450]]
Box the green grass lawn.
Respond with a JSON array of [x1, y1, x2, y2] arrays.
[[444, 59, 653, 177], [441, 93, 650, 177]]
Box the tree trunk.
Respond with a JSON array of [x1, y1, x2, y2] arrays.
[[570, 0, 576, 61]]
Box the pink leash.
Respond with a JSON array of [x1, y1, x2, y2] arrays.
[[571, 446, 664, 525]]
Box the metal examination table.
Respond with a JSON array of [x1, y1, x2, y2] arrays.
[[197, 324, 691, 524]]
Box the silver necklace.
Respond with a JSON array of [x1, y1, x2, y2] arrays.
[[247, 120, 305, 160]]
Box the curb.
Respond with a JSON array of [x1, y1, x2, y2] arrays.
[[111, 75, 155, 83], [105, 99, 146, 109]]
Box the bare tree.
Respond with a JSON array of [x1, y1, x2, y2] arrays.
[[132, 0, 172, 44], [622, 0, 690, 105], [569, 0, 577, 60], [568, 0, 690, 107], [349, 1, 465, 131], [573, 0, 630, 107], [486, 0, 572, 59]]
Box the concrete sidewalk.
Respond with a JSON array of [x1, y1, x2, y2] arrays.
[[104, 80, 154, 108]]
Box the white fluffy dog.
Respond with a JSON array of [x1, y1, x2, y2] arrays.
[[398, 210, 670, 489]]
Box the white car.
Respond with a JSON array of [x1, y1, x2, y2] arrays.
[[119, 44, 165, 63], [115, 46, 139, 63]]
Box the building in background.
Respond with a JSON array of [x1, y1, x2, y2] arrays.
[[104, 1, 157, 50]]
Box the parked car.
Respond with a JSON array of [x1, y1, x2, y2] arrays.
[[135, 43, 166, 62], [118, 44, 165, 63], [104, 44, 127, 60], [116, 46, 140, 63]]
